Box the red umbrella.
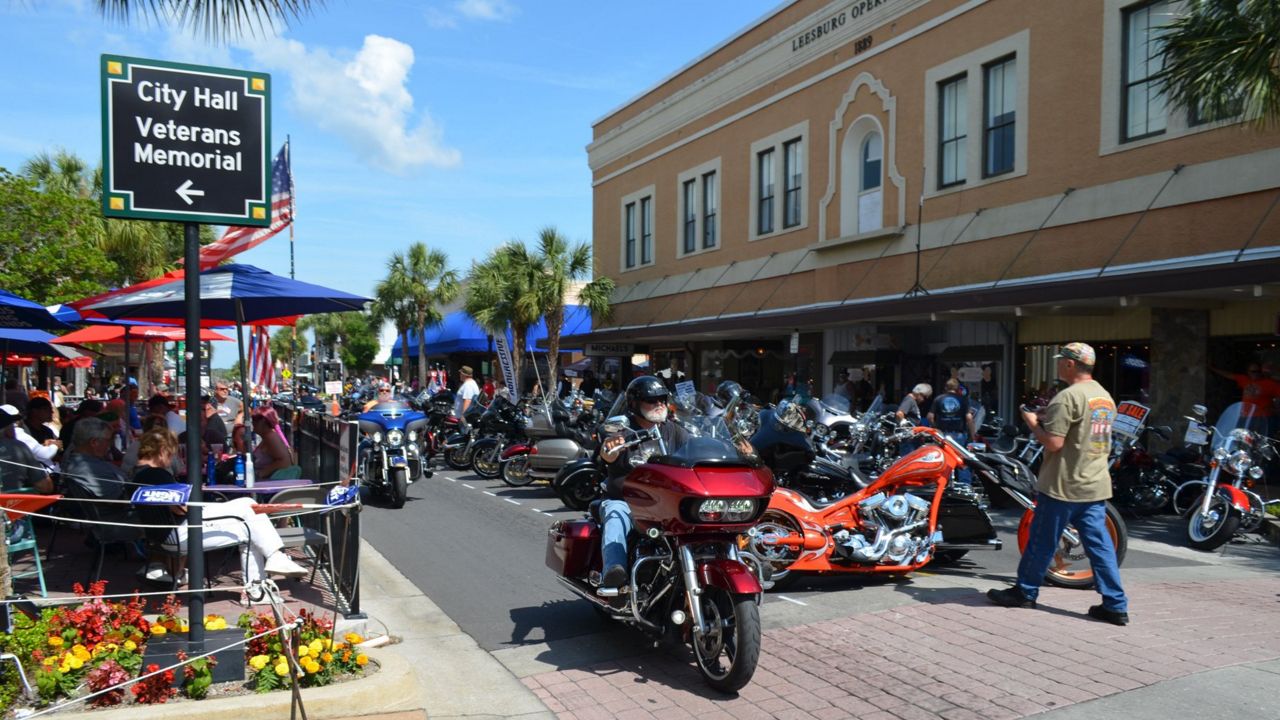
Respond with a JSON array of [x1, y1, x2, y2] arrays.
[[54, 356, 94, 369], [2, 354, 35, 366], [52, 325, 233, 345]]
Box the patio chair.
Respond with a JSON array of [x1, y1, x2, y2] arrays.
[[60, 480, 144, 583], [6, 515, 47, 597], [265, 486, 331, 584]]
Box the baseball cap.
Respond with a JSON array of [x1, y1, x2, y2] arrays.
[[0, 404, 19, 430], [1054, 342, 1096, 367]]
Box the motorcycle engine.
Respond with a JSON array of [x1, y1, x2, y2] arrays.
[[833, 491, 937, 564]]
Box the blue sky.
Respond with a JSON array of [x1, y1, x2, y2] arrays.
[[0, 0, 782, 366]]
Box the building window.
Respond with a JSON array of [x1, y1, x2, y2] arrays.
[[624, 202, 636, 269], [1122, 1, 1169, 141], [640, 196, 653, 265], [983, 56, 1016, 177], [757, 148, 775, 235], [858, 132, 883, 234], [702, 170, 718, 249], [783, 138, 803, 228], [682, 179, 697, 255], [938, 74, 967, 188]]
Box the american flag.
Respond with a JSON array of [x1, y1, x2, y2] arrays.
[[247, 325, 276, 393], [198, 143, 293, 269]]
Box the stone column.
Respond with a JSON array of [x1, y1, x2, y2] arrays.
[[1149, 308, 1209, 446]]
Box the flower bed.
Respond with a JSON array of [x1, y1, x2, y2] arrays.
[[0, 582, 369, 713]]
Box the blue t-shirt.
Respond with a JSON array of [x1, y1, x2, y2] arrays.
[[933, 392, 970, 434]]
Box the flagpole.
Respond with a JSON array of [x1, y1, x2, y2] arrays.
[[285, 136, 301, 415]]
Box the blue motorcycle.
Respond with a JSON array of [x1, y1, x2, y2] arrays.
[[357, 400, 430, 508]]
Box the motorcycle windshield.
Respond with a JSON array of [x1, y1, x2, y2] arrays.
[[819, 393, 852, 415], [367, 401, 412, 417], [859, 395, 885, 424], [656, 411, 752, 467], [1211, 402, 1265, 453]]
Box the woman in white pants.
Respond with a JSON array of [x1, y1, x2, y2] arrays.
[[132, 430, 307, 594]]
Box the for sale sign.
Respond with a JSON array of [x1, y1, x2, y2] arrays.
[[101, 54, 271, 226]]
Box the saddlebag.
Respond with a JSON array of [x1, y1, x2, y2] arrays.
[[545, 519, 601, 578]]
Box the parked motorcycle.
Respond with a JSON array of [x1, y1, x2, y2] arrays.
[[501, 393, 598, 487], [440, 400, 488, 471], [749, 399, 867, 504], [1105, 402, 1179, 515], [467, 396, 530, 479], [545, 409, 772, 692], [356, 400, 430, 508], [743, 425, 1127, 589], [1178, 402, 1279, 550]]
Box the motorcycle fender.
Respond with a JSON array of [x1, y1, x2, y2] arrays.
[[697, 558, 762, 595], [502, 443, 533, 460], [1217, 484, 1251, 512], [443, 433, 468, 448]]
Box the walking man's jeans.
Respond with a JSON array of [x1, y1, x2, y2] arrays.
[[1016, 494, 1128, 612], [942, 431, 972, 486], [601, 499, 633, 572]]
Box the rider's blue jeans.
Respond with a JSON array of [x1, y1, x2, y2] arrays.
[[1016, 494, 1128, 612], [601, 499, 633, 573]]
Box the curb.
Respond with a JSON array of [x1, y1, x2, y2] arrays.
[[79, 647, 413, 720]]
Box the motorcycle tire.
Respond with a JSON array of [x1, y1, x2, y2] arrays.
[[693, 589, 761, 694], [501, 454, 534, 487], [388, 467, 408, 509], [445, 445, 474, 472], [743, 510, 802, 591], [472, 446, 502, 479], [1018, 501, 1127, 589], [558, 474, 599, 511], [1186, 496, 1241, 551]]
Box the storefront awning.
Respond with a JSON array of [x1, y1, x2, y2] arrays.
[[938, 345, 1004, 362]]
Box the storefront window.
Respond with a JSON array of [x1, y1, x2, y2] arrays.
[[1021, 343, 1150, 406]]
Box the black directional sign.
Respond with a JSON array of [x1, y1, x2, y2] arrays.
[[101, 54, 271, 226]]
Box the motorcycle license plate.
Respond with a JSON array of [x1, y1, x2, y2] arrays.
[[1184, 422, 1210, 446], [389, 456, 407, 467]]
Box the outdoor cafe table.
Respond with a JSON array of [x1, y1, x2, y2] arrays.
[[202, 478, 314, 501]]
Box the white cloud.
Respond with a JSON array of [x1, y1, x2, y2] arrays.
[[245, 34, 461, 173], [455, 0, 518, 22]]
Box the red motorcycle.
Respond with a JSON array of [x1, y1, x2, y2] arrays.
[[545, 409, 773, 692]]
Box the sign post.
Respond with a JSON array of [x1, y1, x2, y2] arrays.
[[102, 54, 271, 648]]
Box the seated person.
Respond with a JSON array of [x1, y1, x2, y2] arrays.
[[62, 417, 129, 500], [122, 415, 171, 478], [24, 396, 59, 445], [147, 395, 186, 435], [0, 405, 53, 493], [131, 428, 307, 592], [59, 398, 104, 452], [179, 396, 228, 450], [250, 407, 293, 478], [2, 403, 58, 471], [363, 383, 393, 412]]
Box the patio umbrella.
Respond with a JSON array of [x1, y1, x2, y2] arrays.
[[53, 325, 233, 345], [0, 289, 71, 330], [0, 328, 83, 403]]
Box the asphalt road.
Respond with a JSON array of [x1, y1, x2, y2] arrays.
[[360, 465, 1226, 664]]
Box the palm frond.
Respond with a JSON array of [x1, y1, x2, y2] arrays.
[[97, 0, 322, 41]]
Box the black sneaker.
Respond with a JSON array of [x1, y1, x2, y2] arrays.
[[602, 565, 627, 589], [1087, 604, 1129, 626], [987, 586, 1036, 608]]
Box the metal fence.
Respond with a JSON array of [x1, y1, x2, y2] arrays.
[[275, 403, 365, 618]]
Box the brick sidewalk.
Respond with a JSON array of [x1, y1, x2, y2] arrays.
[[522, 579, 1280, 720]]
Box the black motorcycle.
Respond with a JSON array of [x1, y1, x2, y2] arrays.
[[468, 396, 530, 480]]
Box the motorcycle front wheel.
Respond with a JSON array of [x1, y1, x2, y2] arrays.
[[1186, 495, 1240, 551], [558, 473, 599, 510], [501, 454, 534, 487], [444, 445, 474, 472], [472, 446, 502, 479], [1017, 501, 1128, 589], [388, 467, 408, 509], [693, 588, 760, 694]]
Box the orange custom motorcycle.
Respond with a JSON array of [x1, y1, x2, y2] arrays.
[[742, 425, 1127, 589]]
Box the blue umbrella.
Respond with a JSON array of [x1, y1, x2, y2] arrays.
[[0, 289, 71, 330]]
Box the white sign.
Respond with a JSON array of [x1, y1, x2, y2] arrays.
[[675, 380, 696, 398], [324, 381, 343, 395], [789, 331, 800, 354], [957, 367, 983, 383], [1112, 401, 1151, 439]]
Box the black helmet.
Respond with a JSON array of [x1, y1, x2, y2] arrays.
[[715, 380, 744, 408], [625, 375, 669, 416]]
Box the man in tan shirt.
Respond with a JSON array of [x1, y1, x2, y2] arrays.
[[988, 342, 1129, 626]]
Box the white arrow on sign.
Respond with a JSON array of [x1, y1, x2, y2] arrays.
[[175, 179, 206, 206]]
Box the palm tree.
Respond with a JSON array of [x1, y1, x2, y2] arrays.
[[464, 243, 542, 396], [389, 244, 458, 388], [22, 150, 93, 197], [97, 1, 322, 39], [371, 265, 417, 384], [1156, 0, 1280, 126], [529, 227, 615, 388]]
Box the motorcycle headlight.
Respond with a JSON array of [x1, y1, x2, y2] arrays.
[[1228, 449, 1251, 476], [387, 429, 405, 447], [1249, 465, 1265, 480], [408, 430, 418, 442], [373, 431, 383, 443], [1213, 447, 1228, 462], [695, 498, 757, 523]]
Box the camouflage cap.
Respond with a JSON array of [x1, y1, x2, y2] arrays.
[[1054, 342, 1096, 367]]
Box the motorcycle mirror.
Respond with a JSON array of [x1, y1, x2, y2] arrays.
[[1192, 404, 1207, 417], [600, 415, 631, 435]]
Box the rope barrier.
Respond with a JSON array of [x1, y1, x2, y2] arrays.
[[0, 456, 350, 492], [0, 584, 250, 605]]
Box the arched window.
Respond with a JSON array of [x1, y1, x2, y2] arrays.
[[858, 132, 883, 233], [861, 133, 882, 192]]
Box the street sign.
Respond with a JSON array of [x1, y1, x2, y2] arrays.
[[101, 54, 271, 226], [281, 369, 293, 380]]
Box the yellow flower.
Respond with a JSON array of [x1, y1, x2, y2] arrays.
[[73, 646, 91, 662], [41, 657, 55, 667], [355, 654, 368, 667], [331, 641, 344, 651], [321, 638, 332, 651], [308, 639, 323, 655], [47, 636, 63, 647], [105, 643, 118, 652], [151, 625, 167, 636], [344, 633, 363, 645], [67, 656, 84, 670], [249, 655, 270, 671], [321, 652, 333, 663], [304, 660, 320, 674], [297, 645, 311, 658], [124, 640, 137, 652], [274, 662, 290, 677], [180, 624, 190, 633], [58, 661, 71, 674]]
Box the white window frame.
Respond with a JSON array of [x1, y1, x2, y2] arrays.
[[923, 30, 1029, 198], [619, 184, 656, 273], [1100, 0, 1245, 155], [749, 121, 809, 242], [675, 157, 722, 258]]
